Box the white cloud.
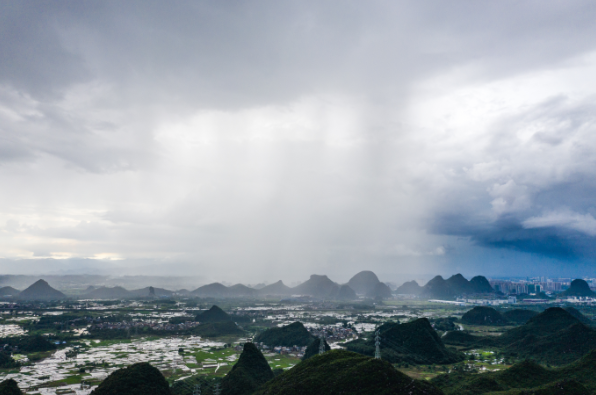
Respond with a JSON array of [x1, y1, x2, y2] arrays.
[[523, 210, 596, 236]]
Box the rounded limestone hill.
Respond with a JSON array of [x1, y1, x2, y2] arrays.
[[0, 379, 23, 395], [395, 280, 422, 295], [346, 318, 464, 365], [16, 279, 65, 301], [461, 306, 509, 326], [220, 343, 274, 395], [253, 350, 443, 395], [346, 271, 381, 295], [254, 322, 315, 347], [196, 305, 232, 323], [498, 307, 581, 345], [90, 362, 170, 395], [561, 279, 596, 297]]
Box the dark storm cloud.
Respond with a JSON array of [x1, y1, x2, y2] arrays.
[[429, 94, 596, 261]]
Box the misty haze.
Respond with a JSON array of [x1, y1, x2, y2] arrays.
[[2, 1, 596, 395]]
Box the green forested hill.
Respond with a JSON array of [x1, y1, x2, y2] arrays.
[[90, 362, 171, 395], [194, 321, 245, 337], [499, 308, 580, 343], [196, 305, 233, 323], [220, 343, 274, 395], [443, 308, 596, 365], [253, 350, 444, 395], [461, 306, 509, 326], [254, 322, 315, 347], [563, 307, 592, 326], [0, 379, 23, 395], [345, 318, 464, 364]]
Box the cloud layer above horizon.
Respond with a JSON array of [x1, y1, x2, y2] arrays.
[[1, 1, 596, 282]]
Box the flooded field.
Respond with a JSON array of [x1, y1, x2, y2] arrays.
[[0, 334, 302, 395], [0, 324, 26, 337], [0, 297, 471, 394]]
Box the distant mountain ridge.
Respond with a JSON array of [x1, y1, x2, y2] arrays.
[[258, 281, 291, 295], [421, 274, 493, 299], [82, 285, 173, 299], [393, 274, 493, 299], [9, 271, 496, 301]]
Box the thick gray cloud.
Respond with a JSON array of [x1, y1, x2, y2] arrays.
[[1, 1, 596, 283]]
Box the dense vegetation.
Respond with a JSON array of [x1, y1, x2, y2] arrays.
[[194, 321, 245, 337], [494, 380, 589, 394], [302, 338, 331, 360], [254, 350, 443, 395], [497, 307, 596, 364], [171, 376, 222, 395], [444, 307, 596, 365], [564, 307, 592, 326], [442, 331, 488, 347], [220, 343, 274, 395], [90, 362, 171, 395], [0, 352, 19, 369], [502, 309, 538, 324], [32, 313, 90, 329], [0, 335, 57, 353], [253, 322, 315, 347], [461, 306, 509, 326], [432, 349, 596, 394], [0, 379, 22, 395], [431, 317, 458, 332], [345, 318, 464, 364]]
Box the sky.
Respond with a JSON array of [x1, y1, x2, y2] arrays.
[[1, 1, 596, 284]]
